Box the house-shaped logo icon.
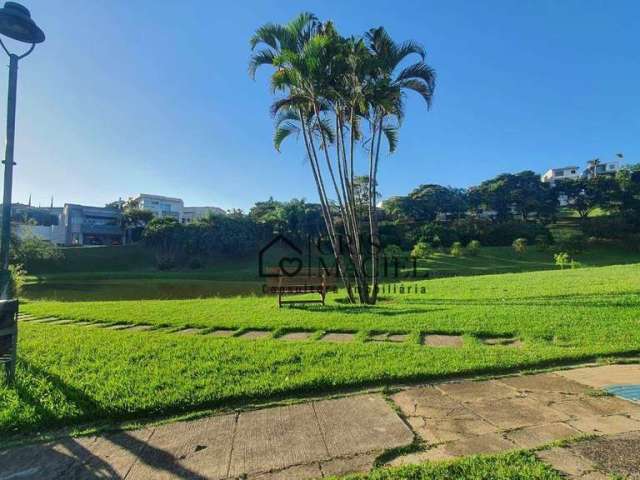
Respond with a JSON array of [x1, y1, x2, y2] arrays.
[[258, 234, 303, 277]]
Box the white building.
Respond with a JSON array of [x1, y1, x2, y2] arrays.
[[135, 194, 184, 220], [182, 206, 225, 224], [134, 194, 224, 223], [540, 166, 581, 185], [582, 160, 621, 179]]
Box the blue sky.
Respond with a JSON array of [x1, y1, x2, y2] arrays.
[[4, 0, 639, 210]]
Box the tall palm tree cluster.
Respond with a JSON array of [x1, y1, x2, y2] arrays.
[[250, 12, 436, 304]]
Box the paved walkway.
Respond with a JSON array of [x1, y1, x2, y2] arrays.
[[2, 364, 640, 479]]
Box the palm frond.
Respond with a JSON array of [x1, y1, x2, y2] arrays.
[[382, 126, 398, 153], [270, 95, 310, 117], [248, 49, 276, 79], [250, 23, 287, 50], [395, 63, 436, 91], [397, 78, 434, 108], [395, 40, 426, 62], [274, 123, 299, 151]]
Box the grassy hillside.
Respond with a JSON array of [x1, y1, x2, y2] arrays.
[[2, 263, 639, 437]]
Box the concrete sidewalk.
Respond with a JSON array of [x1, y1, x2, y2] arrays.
[[2, 364, 640, 480]]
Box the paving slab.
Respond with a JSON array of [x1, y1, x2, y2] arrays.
[[126, 414, 235, 480], [64, 429, 155, 479], [422, 334, 463, 348], [568, 413, 640, 435], [556, 364, 640, 389], [320, 332, 356, 343], [412, 414, 498, 443], [392, 386, 470, 419], [228, 403, 327, 477], [206, 329, 236, 337], [536, 447, 599, 477], [469, 397, 569, 429], [437, 379, 517, 403], [279, 331, 313, 341], [0, 437, 96, 480], [504, 422, 581, 449], [313, 395, 414, 457], [499, 373, 590, 394], [550, 396, 640, 419], [239, 330, 272, 340], [421, 432, 516, 460], [370, 333, 388, 342]]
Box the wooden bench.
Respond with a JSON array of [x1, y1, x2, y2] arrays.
[[0, 299, 18, 384], [265, 268, 337, 307]]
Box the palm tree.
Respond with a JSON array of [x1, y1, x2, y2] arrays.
[[363, 27, 436, 302], [250, 15, 436, 304]]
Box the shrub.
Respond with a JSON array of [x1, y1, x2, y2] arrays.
[[571, 260, 582, 269], [450, 241, 463, 257], [410, 241, 432, 259], [8, 264, 25, 297], [466, 240, 481, 256], [554, 252, 571, 270], [11, 235, 63, 270], [512, 238, 527, 254]]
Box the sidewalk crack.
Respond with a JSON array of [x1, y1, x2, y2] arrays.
[[312, 402, 331, 459]]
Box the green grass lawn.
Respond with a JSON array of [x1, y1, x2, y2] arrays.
[[2, 262, 639, 440], [23, 244, 640, 301], [334, 451, 561, 479]]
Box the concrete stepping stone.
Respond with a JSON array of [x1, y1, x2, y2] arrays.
[[279, 331, 313, 341], [105, 324, 134, 330], [239, 330, 271, 339], [369, 333, 388, 342], [387, 334, 409, 343], [206, 329, 236, 337], [31, 316, 59, 323], [46, 319, 74, 325], [422, 334, 463, 348], [127, 325, 155, 332], [321, 332, 356, 343], [481, 337, 523, 347], [176, 328, 204, 335]]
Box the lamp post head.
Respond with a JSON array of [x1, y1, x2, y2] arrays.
[[0, 2, 44, 44]]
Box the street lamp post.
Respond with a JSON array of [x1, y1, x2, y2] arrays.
[[0, 2, 44, 298]]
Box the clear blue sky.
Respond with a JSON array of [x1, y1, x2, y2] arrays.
[[4, 0, 639, 210]]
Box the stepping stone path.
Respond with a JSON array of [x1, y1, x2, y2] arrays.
[[19, 315, 531, 351], [239, 330, 271, 339], [422, 334, 464, 348], [321, 332, 357, 343], [280, 331, 313, 341]]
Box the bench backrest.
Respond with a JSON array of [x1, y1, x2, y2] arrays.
[[265, 267, 338, 287]]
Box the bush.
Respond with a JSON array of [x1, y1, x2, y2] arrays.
[[410, 241, 432, 259], [554, 252, 571, 270], [12, 235, 63, 270], [8, 264, 25, 297], [512, 238, 527, 254], [466, 240, 481, 256], [450, 241, 463, 257], [419, 223, 459, 248]]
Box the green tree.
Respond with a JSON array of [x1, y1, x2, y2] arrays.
[[250, 13, 436, 304]]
